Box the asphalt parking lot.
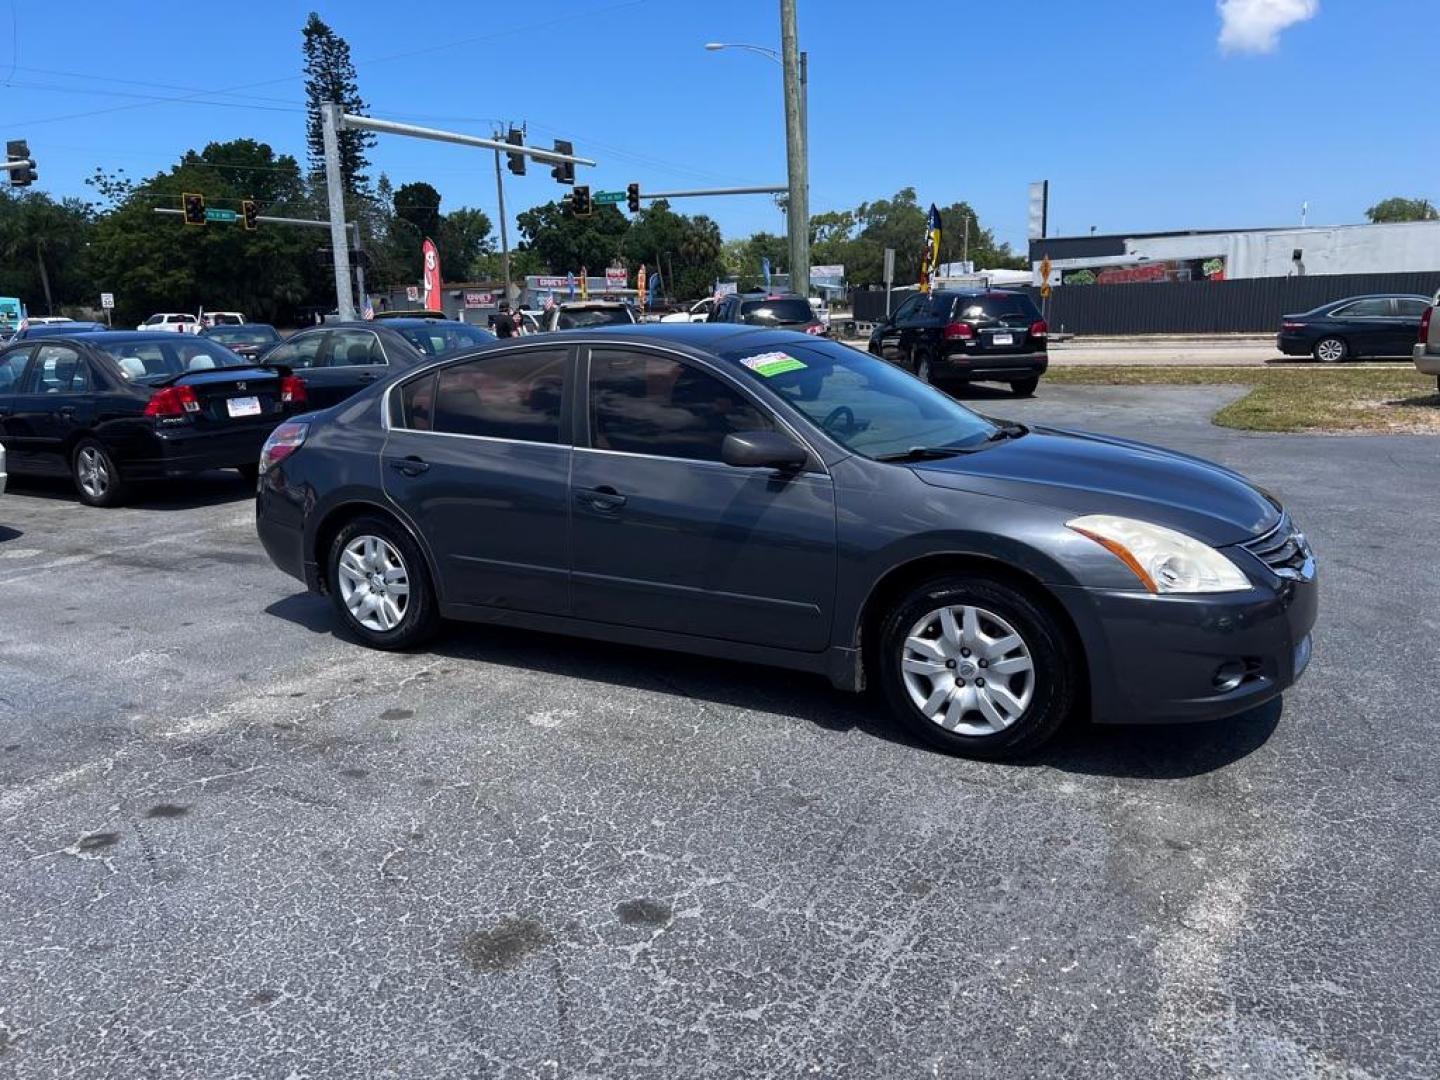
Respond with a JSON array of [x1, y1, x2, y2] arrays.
[[2, 384, 1438, 1079]]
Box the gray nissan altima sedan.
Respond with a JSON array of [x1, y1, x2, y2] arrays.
[[255, 324, 1317, 760]]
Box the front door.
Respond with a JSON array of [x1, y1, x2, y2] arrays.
[[570, 346, 837, 652], [5, 343, 93, 475], [382, 345, 573, 615], [0, 346, 36, 469], [877, 294, 925, 364]]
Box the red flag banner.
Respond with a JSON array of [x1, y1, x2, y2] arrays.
[[422, 238, 442, 310]]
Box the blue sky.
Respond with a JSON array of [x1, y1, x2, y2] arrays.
[[3, 0, 1435, 252]]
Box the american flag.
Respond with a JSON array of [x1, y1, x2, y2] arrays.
[[543, 291, 556, 312], [362, 301, 375, 320]]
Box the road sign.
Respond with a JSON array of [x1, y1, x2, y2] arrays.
[[1039, 255, 1054, 300], [592, 190, 626, 205], [100, 292, 115, 310], [406, 286, 420, 302], [205, 208, 238, 223]]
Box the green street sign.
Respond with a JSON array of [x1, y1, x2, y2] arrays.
[[592, 190, 626, 205], [205, 208, 238, 223]]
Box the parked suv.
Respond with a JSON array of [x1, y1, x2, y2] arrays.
[[869, 289, 1047, 396], [1413, 292, 1440, 388], [137, 313, 200, 334], [709, 292, 825, 335]]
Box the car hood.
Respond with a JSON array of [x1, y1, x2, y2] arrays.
[[911, 426, 1280, 546]]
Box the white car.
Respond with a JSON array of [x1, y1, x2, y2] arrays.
[[201, 311, 246, 328], [660, 298, 714, 324], [137, 313, 200, 333], [24, 316, 74, 326]]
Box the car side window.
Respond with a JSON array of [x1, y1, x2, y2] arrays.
[[1334, 298, 1391, 318], [266, 333, 324, 369], [328, 329, 387, 367], [25, 345, 89, 393], [1396, 298, 1429, 318], [588, 349, 773, 463], [0, 348, 33, 391], [430, 348, 566, 443], [892, 295, 925, 322]]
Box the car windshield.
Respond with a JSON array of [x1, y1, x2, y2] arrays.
[[739, 297, 814, 325], [556, 306, 633, 329], [97, 337, 250, 380], [204, 326, 279, 345], [397, 322, 497, 355], [718, 338, 998, 459]]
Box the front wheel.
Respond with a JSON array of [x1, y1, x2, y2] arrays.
[[1010, 376, 1040, 397], [1313, 337, 1347, 363], [72, 438, 124, 507], [328, 516, 440, 650], [877, 576, 1077, 759]]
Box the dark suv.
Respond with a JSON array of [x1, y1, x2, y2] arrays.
[[869, 289, 1047, 396], [710, 292, 825, 336]]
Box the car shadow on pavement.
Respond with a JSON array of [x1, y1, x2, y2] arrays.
[[0, 524, 22, 543], [266, 590, 1282, 777], [3, 471, 255, 510]]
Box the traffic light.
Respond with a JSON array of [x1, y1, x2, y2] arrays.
[[505, 128, 526, 176], [627, 182, 641, 213], [241, 199, 258, 231], [182, 192, 206, 226], [572, 185, 591, 217], [6, 140, 36, 187], [550, 139, 574, 185]]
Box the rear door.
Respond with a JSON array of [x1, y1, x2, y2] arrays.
[[259, 330, 326, 397], [382, 345, 573, 615], [1329, 297, 1393, 357], [1394, 297, 1430, 356], [305, 328, 390, 408]]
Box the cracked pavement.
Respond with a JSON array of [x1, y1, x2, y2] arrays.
[[1, 384, 1437, 1078]]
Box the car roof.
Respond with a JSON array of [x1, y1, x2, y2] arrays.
[[559, 300, 630, 308], [58, 331, 219, 344], [321, 318, 476, 330], [572, 323, 803, 348], [1324, 293, 1432, 302], [201, 322, 276, 331]]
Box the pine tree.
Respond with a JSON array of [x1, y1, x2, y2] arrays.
[[302, 12, 375, 197]]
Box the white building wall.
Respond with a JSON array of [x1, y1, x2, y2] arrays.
[[1122, 220, 1440, 278]]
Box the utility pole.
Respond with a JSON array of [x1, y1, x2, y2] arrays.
[[493, 138, 512, 303], [963, 213, 970, 266], [780, 0, 809, 297], [320, 103, 356, 321]]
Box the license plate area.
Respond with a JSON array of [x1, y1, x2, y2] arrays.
[[991, 332, 1014, 346], [226, 395, 261, 418]]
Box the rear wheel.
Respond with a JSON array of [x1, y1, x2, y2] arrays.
[[72, 438, 124, 508], [328, 516, 440, 650], [1010, 376, 1040, 397], [1313, 337, 1347, 363], [877, 575, 1076, 760], [913, 350, 934, 384]]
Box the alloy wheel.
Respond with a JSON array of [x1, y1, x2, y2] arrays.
[[337, 535, 411, 633], [900, 604, 1035, 736], [1316, 338, 1346, 363], [77, 447, 110, 500]]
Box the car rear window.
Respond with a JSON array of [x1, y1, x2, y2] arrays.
[[951, 292, 1041, 323], [739, 298, 814, 325], [397, 323, 496, 355], [556, 307, 634, 330], [97, 338, 249, 380], [205, 327, 279, 345]]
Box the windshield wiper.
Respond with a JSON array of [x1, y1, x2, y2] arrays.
[[874, 446, 972, 463]]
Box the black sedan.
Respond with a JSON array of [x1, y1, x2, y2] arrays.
[[257, 318, 495, 409], [1277, 293, 1431, 362], [10, 321, 110, 342], [200, 322, 283, 360], [256, 324, 1317, 761], [0, 331, 307, 506]]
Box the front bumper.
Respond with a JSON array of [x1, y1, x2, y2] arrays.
[[123, 420, 280, 479], [1413, 343, 1440, 375], [1052, 573, 1318, 725], [937, 348, 1049, 381]]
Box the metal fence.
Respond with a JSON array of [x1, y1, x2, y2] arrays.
[[851, 272, 1440, 335]]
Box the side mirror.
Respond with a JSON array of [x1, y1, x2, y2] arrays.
[[722, 430, 808, 471]]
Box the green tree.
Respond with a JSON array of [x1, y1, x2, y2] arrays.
[[516, 201, 630, 273], [936, 201, 1027, 271], [0, 190, 96, 315], [302, 12, 375, 196], [393, 181, 443, 243], [1365, 196, 1438, 224], [87, 141, 319, 326], [439, 207, 494, 280]]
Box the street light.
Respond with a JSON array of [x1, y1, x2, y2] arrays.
[[704, 32, 809, 295]]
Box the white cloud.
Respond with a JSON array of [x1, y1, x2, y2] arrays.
[[1218, 0, 1319, 54]]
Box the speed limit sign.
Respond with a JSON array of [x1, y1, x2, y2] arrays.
[[100, 292, 115, 310]]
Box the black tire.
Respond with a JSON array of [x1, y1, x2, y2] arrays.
[[71, 438, 125, 508], [1313, 336, 1348, 363], [1010, 376, 1040, 397], [327, 515, 440, 650], [876, 575, 1077, 760], [235, 462, 259, 486]]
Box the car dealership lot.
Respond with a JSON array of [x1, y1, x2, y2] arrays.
[[2, 385, 1437, 1078]]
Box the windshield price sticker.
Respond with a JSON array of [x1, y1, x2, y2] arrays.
[[741, 351, 807, 378]]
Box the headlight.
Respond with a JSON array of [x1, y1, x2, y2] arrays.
[[1067, 514, 1251, 594]]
